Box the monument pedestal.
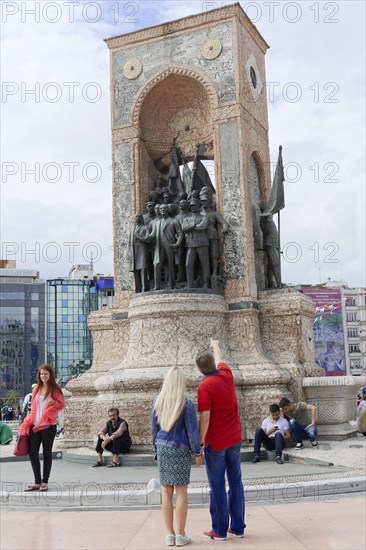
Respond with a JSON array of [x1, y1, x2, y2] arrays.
[[303, 376, 358, 440], [65, 289, 322, 444]]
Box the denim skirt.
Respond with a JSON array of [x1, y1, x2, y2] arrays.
[[156, 444, 191, 486]]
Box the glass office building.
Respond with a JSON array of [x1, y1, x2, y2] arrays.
[[47, 279, 98, 382], [0, 268, 46, 399]]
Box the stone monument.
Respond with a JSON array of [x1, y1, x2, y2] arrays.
[[65, 4, 325, 446]]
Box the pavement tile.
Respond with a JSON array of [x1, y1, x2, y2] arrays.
[[264, 496, 366, 550], [2, 497, 365, 550]]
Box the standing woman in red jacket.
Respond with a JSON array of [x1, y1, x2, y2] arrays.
[[19, 364, 64, 491]]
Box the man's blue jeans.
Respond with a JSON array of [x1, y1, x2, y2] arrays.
[[253, 428, 285, 457], [289, 419, 317, 443], [204, 442, 245, 537]]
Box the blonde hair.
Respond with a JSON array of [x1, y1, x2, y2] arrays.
[[154, 367, 187, 432]]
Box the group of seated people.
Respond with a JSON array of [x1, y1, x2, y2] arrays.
[[251, 397, 318, 465], [92, 392, 366, 468], [92, 398, 318, 468]]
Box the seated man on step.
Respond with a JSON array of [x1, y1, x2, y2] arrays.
[[93, 407, 132, 468], [251, 404, 291, 465], [279, 397, 318, 449]]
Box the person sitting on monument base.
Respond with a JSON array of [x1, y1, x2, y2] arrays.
[[251, 404, 291, 465], [279, 397, 318, 449], [93, 407, 132, 468]]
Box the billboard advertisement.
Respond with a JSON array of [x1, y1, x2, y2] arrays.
[[302, 287, 345, 376]]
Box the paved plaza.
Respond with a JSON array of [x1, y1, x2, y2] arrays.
[[1, 496, 365, 550], [1, 435, 365, 549]]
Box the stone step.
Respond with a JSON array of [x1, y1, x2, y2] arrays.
[[1, 477, 364, 510], [61, 449, 275, 466]]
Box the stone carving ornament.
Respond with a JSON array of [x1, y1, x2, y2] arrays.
[[123, 58, 142, 79], [202, 38, 222, 60]]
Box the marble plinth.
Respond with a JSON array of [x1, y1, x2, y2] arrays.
[[303, 376, 358, 440], [65, 289, 324, 444]]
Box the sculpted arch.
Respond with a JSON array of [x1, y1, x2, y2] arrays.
[[133, 65, 218, 164]]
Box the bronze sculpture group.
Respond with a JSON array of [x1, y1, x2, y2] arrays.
[[128, 192, 228, 292], [128, 144, 283, 293]]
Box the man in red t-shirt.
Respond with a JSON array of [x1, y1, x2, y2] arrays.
[[196, 339, 245, 541]]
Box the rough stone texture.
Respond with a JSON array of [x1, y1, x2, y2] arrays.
[[259, 288, 324, 401], [249, 155, 266, 290], [93, 293, 229, 445], [303, 376, 358, 440], [236, 18, 269, 132], [219, 120, 245, 280], [114, 143, 132, 293], [87, 309, 130, 371], [112, 22, 235, 127], [65, 291, 320, 443]]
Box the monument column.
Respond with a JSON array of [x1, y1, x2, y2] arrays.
[[65, 4, 321, 445]]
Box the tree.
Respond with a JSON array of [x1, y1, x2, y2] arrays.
[[5, 390, 21, 409]]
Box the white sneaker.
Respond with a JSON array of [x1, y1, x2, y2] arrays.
[[294, 443, 304, 449], [228, 528, 244, 538], [176, 533, 192, 547], [165, 534, 175, 546]]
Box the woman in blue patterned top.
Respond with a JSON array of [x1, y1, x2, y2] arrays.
[[152, 366, 203, 547]]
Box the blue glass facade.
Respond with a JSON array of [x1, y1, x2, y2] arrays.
[[0, 270, 45, 399], [47, 279, 98, 382]]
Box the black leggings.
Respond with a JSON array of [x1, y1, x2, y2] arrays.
[[29, 425, 56, 484]]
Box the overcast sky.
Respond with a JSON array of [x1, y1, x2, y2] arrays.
[[1, 0, 365, 288]]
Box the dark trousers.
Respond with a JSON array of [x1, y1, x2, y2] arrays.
[[29, 425, 57, 484], [95, 436, 131, 456], [134, 268, 148, 293], [253, 428, 285, 457], [186, 246, 210, 288], [204, 443, 245, 537]]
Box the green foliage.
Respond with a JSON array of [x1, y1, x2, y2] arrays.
[[5, 390, 21, 409]]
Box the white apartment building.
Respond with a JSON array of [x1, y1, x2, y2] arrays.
[[341, 287, 366, 377]]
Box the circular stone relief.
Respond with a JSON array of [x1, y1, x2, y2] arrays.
[[123, 58, 142, 80], [202, 39, 222, 60]]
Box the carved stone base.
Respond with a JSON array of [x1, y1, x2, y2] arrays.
[[65, 290, 323, 444], [303, 376, 358, 440], [259, 288, 324, 401]]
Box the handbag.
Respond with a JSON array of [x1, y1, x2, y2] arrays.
[[13, 434, 30, 457]]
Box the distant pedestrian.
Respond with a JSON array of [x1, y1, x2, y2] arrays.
[[18, 364, 64, 491], [21, 384, 37, 421], [152, 366, 203, 547]]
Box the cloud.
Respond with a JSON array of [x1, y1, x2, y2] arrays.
[[1, 0, 365, 288]]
